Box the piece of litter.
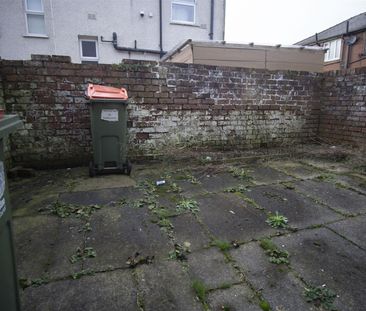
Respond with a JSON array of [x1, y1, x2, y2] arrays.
[[183, 241, 191, 249], [156, 180, 166, 186], [229, 210, 235, 214]]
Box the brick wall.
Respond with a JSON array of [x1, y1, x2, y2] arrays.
[[319, 68, 366, 145], [0, 55, 324, 167]]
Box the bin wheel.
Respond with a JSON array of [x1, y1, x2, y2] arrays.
[[125, 160, 132, 176], [89, 161, 96, 177]]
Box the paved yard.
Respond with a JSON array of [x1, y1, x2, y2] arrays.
[[9, 150, 366, 311]]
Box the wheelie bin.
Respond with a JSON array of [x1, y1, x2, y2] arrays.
[[0, 114, 23, 311], [86, 84, 131, 177]]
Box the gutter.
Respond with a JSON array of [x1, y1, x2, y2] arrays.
[[111, 32, 166, 56]]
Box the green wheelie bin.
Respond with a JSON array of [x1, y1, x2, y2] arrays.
[[86, 84, 132, 177], [0, 114, 23, 311]]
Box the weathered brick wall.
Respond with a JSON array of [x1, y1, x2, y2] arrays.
[[0, 55, 322, 167], [319, 68, 366, 146]]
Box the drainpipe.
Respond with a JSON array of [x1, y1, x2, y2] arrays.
[[111, 32, 165, 55], [345, 21, 350, 69], [222, 0, 226, 40], [159, 0, 164, 57], [209, 0, 214, 40]]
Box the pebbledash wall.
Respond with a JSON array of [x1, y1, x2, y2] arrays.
[[0, 55, 363, 168]]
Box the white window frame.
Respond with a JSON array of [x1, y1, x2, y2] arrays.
[[79, 39, 99, 62], [323, 39, 342, 62], [171, 0, 196, 24], [24, 0, 47, 36]]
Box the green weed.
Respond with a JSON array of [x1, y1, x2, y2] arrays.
[[71, 269, 95, 280], [266, 212, 288, 229], [282, 182, 296, 190], [224, 184, 249, 193], [315, 174, 334, 182], [228, 167, 253, 181], [304, 285, 337, 310], [168, 242, 191, 261], [50, 201, 101, 219], [169, 182, 182, 193], [240, 194, 261, 209], [19, 275, 49, 289], [186, 173, 201, 184], [157, 218, 174, 230], [260, 239, 289, 265], [69, 247, 97, 264], [176, 199, 199, 214]]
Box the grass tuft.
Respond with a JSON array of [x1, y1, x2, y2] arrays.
[[192, 280, 208, 304], [211, 239, 231, 251], [259, 300, 271, 311]]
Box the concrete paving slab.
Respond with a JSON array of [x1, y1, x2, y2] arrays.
[[273, 228, 366, 311], [199, 172, 245, 193], [245, 185, 342, 229], [267, 160, 321, 179], [14, 216, 84, 280], [170, 213, 211, 252], [12, 192, 58, 217], [21, 269, 138, 311], [327, 215, 366, 250], [72, 174, 136, 192], [84, 206, 172, 271], [196, 193, 274, 242], [231, 242, 314, 311], [176, 179, 205, 197], [187, 247, 241, 289], [294, 180, 366, 215], [135, 260, 203, 311], [207, 284, 261, 311], [301, 159, 351, 174], [335, 175, 366, 195], [248, 166, 293, 185], [59, 186, 143, 206]]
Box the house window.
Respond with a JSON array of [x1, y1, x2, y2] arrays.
[[25, 0, 46, 35], [79, 39, 99, 63], [171, 0, 196, 24], [323, 39, 342, 62]]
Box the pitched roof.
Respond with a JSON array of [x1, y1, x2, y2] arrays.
[[295, 12, 366, 45]]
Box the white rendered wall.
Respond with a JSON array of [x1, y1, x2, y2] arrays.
[[0, 0, 225, 63]]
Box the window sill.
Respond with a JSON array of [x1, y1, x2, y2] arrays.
[[170, 21, 200, 28], [324, 59, 341, 64], [23, 34, 49, 39], [81, 59, 99, 64]]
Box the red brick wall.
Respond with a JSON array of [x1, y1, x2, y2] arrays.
[[323, 31, 366, 72], [319, 68, 366, 145], [0, 55, 325, 168]]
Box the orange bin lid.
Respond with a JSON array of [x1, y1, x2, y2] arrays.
[[86, 84, 128, 101]]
